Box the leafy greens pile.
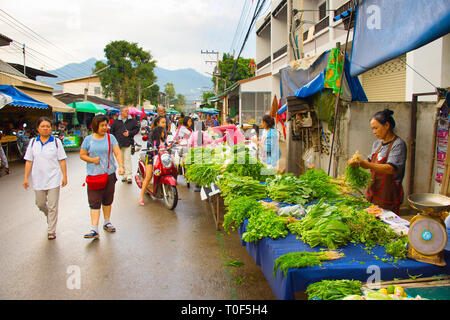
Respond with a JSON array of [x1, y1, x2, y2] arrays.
[[306, 279, 362, 300], [241, 207, 289, 243], [266, 174, 314, 205], [273, 251, 345, 277]]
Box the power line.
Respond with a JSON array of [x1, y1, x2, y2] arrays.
[[8, 42, 79, 80], [0, 9, 92, 68], [0, 9, 93, 75], [229, 0, 267, 80], [9, 41, 83, 79], [229, 0, 252, 54]]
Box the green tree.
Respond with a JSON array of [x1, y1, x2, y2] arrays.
[[213, 53, 253, 94], [202, 91, 215, 104], [164, 83, 176, 105], [174, 93, 186, 107], [94, 40, 158, 106]]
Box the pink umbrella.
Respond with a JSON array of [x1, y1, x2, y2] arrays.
[[128, 107, 146, 117]]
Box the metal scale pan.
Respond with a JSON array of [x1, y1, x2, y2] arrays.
[[407, 193, 449, 266]]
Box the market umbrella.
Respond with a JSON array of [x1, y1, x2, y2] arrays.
[[99, 104, 120, 113], [199, 108, 219, 115], [0, 92, 13, 109], [68, 101, 106, 114], [128, 107, 146, 118]]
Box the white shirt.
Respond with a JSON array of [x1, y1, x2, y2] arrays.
[[24, 136, 67, 190]]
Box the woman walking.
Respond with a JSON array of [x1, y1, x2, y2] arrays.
[[80, 115, 124, 239], [23, 117, 68, 240]]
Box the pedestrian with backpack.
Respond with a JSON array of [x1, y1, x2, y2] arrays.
[[23, 117, 68, 240]]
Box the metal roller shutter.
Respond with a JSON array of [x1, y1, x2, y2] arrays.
[[361, 55, 406, 101]]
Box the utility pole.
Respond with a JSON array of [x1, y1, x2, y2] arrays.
[[22, 43, 26, 75], [138, 79, 141, 108], [201, 50, 220, 110], [201, 50, 220, 95]]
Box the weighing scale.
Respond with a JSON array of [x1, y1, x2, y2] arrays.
[[407, 193, 450, 267]]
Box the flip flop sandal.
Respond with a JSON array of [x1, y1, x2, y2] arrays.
[[103, 223, 116, 233], [47, 232, 56, 240], [84, 230, 100, 239]]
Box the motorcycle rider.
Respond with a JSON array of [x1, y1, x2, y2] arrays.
[[138, 125, 167, 205]]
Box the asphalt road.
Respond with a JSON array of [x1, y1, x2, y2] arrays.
[[0, 141, 275, 300]]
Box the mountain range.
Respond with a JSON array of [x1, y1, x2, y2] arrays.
[[38, 58, 213, 102]]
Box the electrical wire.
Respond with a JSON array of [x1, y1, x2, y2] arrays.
[[9, 42, 81, 79], [0, 9, 93, 74], [0, 9, 93, 75], [228, 0, 267, 80]]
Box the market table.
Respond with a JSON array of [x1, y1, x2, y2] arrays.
[[238, 221, 450, 300]]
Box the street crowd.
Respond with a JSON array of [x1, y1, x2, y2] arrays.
[[17, 106, 282, 241]]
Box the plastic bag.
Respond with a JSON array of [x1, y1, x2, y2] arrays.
[[277, 204, 306, 218]]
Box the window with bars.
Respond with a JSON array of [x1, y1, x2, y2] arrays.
[[319, 2, 327, 21]]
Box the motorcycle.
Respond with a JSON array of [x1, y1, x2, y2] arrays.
[[172, 138, 190, 188], [134, 134, 179, 210], [12, 124, 30, 159]]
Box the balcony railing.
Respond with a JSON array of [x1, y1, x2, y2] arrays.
[[273, 45, 287, 60], [257, 56, 271, 70], [314, 16, 329, 34], [334, 0, 353, 17], [334, 0, 356, 30]]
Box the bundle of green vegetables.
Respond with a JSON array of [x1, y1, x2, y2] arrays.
[[222, 197, 264, 233], [273, 251, 345, 277], [288, 199, 352, 249], [337, 202, 399, 247], [298, 169, 342, 200], [225, 151, 272, 182], [241, 207, 289, 243], [385, 236, 408, 260], [306, 279, 362, 300], [288, 199, 400, 250], [217, 173, 267, 204], [266, 174, 315, 205], [185, 162, 222, 187], [345, 151, 371, 192]]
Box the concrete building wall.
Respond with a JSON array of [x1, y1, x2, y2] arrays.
[[256, 26, 271, 64], [405, 37, 445, 101], [62, 80, 104, 99]]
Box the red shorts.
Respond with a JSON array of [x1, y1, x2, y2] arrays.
[[87, 173, 117, 209]]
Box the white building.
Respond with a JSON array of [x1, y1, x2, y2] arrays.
[[255, 0, 450, 102], [56, 75, 105, 99]]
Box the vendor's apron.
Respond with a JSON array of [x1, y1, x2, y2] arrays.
[[366, 138, 403, 214]]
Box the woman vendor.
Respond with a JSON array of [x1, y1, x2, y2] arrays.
[[348, 109, 407, 214]]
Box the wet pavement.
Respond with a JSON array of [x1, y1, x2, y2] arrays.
[[0, 141, 275, 300]]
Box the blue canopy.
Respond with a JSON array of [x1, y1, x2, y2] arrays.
[[279, 50, 367, 113], [0, 85, 49, 109], [350, 0, 450, 77]]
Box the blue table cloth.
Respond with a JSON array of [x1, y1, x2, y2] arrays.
[[238, 221, 450, 300]]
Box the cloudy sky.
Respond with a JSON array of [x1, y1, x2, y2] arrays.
[[0, 0, 268, 77]]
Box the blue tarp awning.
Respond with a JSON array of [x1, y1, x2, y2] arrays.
[[0, 85, 49, 109], [278, 49, 367, 114], [350, 0, 450, 77], [333, 7, 354, 22]]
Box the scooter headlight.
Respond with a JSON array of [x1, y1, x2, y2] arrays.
[[161, 153, 172, 169]]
